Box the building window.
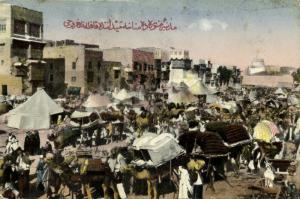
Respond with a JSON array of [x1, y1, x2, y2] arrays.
[[87, 71, 94, 83], [71, 76, 76, 82], [72, 62, 76, 70], [138, 65, 142, 71], [14, 20, 26, 35], [50, 63, 53, 70], [88, 61, 92, 70], [133, 63, 137, 71], [49, 74, 54, 82], [97, 61, 101, 70], [29, 23, 40, 38], [97, 77, 101, 84], [0, 20, 6, 32], [114, 71, 120, 79]]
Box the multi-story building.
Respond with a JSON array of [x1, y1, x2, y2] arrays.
[[101, 61, 125, 91], [43, 40, 103, 95], [103, 47, 155, 90], [0, 3, 46, 95], [43, 58, 66, 97], [138, 47, 169, 88], [169, 49, 189, 60]]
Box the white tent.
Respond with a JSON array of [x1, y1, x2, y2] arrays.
[[83, 93, 111, 110], [7, 89, 63, 129], [112, 89, 134, 102], [274, 87, 286, 95], [167, 87, 198, 104], [294, 85, 300, 92], [188, 79, 209, 95]]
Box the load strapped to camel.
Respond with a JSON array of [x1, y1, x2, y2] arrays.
[[206, 121, 252, 147], [131, 133, 186, 168]]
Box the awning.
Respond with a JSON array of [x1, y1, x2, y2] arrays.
[[71, 111, 93, 119]]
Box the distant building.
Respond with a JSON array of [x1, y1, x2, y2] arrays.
[[169, 49, 189, 59], [0, 3, 46, 95], [43, 40, 103, 94], [247, 58, 266, 75], [168, 58, 192, 84], [138, 47, 170, 88], [103, 47, 155, 90], [242, 74, 294, 88], [101, 61, 124, 91], [43, 58, 66, 97]]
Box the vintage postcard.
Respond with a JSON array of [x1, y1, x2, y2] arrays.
[[0, 0, 300, 198]]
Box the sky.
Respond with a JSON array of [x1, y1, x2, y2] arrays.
[[2, 0, 300, 68]]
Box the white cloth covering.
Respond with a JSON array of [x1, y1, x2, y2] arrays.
[[178, 166, 192, 199]]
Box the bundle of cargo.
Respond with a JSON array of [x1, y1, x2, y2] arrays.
[[100, 111, 124, 122], [131, 133, 186, 168], [206, 121, 251, 147]]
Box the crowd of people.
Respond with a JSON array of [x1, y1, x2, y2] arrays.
[[0, 85, 300, 198]]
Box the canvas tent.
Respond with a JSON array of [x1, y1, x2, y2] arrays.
[[7, 89, 63, 129], [167, 87, 198, 104], [132, 133, 185, 167], [112, 89, 134, 103], [188, 79, 209, 95], [83, 93, 111, 111]]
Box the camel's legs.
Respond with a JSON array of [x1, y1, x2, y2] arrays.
[[84, 183, 93, 199], [110, 182, 120, 199], [152, 181, 158, 199], [147, 180, 153, 199], [102, 183, 109, 199]]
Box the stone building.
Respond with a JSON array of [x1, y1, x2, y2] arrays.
[[0, 3, 45, 95], [138, 47, 170, 88], [43, 40, 103, 95], [101, 61, 125, 91], [43, 58, 66, 97], [103, 47, 155, 91]]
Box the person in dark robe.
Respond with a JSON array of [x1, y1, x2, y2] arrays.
[[33, 130, 40, 155], [23, 131, 31, 154]]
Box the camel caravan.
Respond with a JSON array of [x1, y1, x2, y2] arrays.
[[0, 83, 299, 199]]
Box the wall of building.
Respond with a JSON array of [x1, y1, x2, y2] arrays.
[[103, 48, 132, 68], [44, 45, 103, 94], [84, 49, 103, 92], [170, 49, 189, 59], [0, 4, 12, 74], [44, 45, 86, 93], [101, 61, 123, 91], [0, 74, 22, 95], [44, 58, 66, 97]]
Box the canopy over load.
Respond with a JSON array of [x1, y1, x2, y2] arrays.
[[206, 122, 251, 147], [83, 93, 111, 110], [253, 120, 280, 142], [7, 89, 63, 130], [132, 133, 185, 167]]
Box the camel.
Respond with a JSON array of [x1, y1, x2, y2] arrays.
[[117, 146, 188, 199], [44, 156, 120, 199]]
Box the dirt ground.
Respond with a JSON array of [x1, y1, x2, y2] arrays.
[[0, 120, 259, 199]]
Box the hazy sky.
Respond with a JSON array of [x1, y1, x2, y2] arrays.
[[2, 0, 300, 68]]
